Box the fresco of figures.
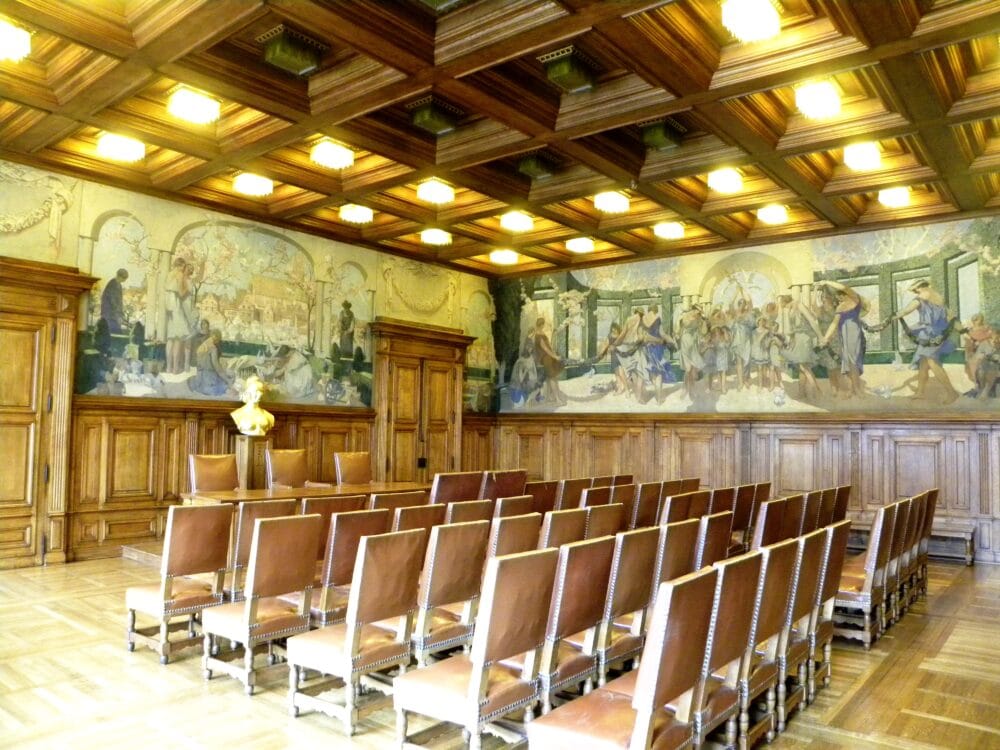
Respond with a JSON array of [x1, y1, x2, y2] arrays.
[[496, 216, 1000, 414]]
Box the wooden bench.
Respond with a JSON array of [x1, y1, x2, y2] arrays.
[[846, 516, 976, 566]]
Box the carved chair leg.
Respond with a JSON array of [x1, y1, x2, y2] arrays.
[[202, 633, 213, 679], [776, 679, 787, 732], [765, 686, 776, 742], [158, 622, 170, 665], [244, 644, 255, 695], [345, 677, 358, 736], [126, 609, 136, 652], [396, 709, 409, 747], [824, 641, 833, 687], [288, 664, 300, 717]]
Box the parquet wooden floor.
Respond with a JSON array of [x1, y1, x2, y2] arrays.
[[0, 559, 997, 749]]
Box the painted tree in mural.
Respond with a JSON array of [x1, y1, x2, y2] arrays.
[[174, 223, 239, 306]]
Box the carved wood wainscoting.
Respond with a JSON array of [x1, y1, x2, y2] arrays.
[[69, 397, 373, 560], [463, 414, 1000, 563]]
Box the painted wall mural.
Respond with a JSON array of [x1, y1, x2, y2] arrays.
[[0, 159, 494, 408], [494, 216, 1000, 414]]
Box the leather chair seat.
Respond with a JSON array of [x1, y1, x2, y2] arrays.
[[815, 618, 834, 645], [393, 655, 535, 723], [746, 654, 778, 698], [414, 609, 472, 650], [699, 674, 738, 727], [502, 642, 595, 690], [202, 597, 307, 642], [126, 578, 217, 616], [286, 621, 407, 675], [526, 683, 692, 750], [785, 635, 809, 667], [279, 585, 350, 624]]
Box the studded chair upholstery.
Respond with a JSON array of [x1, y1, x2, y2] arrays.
[[580, 485, 612, 508], [693, 511, 734, 570], [188, 453, 239, 493], [817, 487, 838, 527], [831, 485, 850, 522], [730, 484, 756, 555], [631, 482, 662, 529], [265, 448, 333, 489], [538, 508, 588, 549], [585, 503, 626, 539], [489, 513, 543, 558], [808, 520, 850, 702], [228, 499, 298, 601], [300, 495, 367, 564], [480, 469, 528, 500], [524, 480, 559, 514], [834, 503, 896, 649], [750, 498, 786, 550], [445, 499, 494, 523], [428, 471, 486, 504], [709, 486, 736, 515], [779, 493, 806, 540], [494, 494, 534, 518], [556, 477, 591, 510], [333, 451, 372, 485]]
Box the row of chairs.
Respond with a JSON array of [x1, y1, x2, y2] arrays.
[[189, 449, 372, 492], [834, 489, 938, 648]]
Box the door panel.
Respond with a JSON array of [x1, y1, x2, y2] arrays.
[[388, 357, 422, 482], [422, 360, 456, 477]]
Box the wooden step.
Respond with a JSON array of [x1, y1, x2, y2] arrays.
[[121, 542, 162, 568]]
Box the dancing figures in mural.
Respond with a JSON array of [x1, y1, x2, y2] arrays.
[[888, 280, 960, 403]]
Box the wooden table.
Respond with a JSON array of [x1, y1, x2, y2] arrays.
[[182, 481, 431, 506]]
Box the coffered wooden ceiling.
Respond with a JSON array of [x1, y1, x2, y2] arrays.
[[1, 0, 998, 277]]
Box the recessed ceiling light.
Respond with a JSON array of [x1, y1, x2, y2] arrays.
[[707, 168, 742, 193], [500, 210, 533, 232], [232, 172, 273, 197], [721, 0, 781, 43], [0, 19, 30, 62], [167, 87, 220, 125], [843, 142, 882, 171], [421, 228, 451, 245], [489, 249, 519, 265], [566, 237, 595, 254], [653, 221, 685, 239], [593, 191, 629, 214], [339, 203, 373, 224], [311, 139, 354, 170], [417, 179, 454, 204], [878, 186, 910, 208], [757, 204, 788, 224], [795, 80, 841, 120], [95, 133, 145, 163]]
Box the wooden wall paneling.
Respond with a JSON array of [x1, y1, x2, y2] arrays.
[[461, 415, 495, 471], [749, 426, 773, 484], [889, 431, 946, 507], [671, 427, 720, 489], [72, 415, 105, 508], [848, 429, 863, 510], [772, 429, 824, 496], [422, 359, 460, 476], [945, 430, 976, 515], [158, 418, 187, 504], [104, 417, 159, 505], [860, 428, 889, 510], [717, 427, 740, 488], [823, 429, 850, 489], [298, 414, 374, 483]]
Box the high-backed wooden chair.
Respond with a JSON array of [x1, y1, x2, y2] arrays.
[[229, 499, 298, 601], [126, 504, 232, 664], [779, 493, 806, 540], [591, 475, 615, 487], [693, 511, 733, 569], [265, 448, 332, 489], [526, 567, 718, 750], [660, 478, 684, 499], [369, 490, 428, 514], [556, 477, 591, 510], [494, 494, 534, 518], [817, 487, 837, 527], [658, 491, 691, 525], [489, 513, 543, 558], [679, 476, 701, 492], [738, 538, 798, 749], [428, 471, 485, 504], [412, 521, 491, 666], [631, 482, 661, 529], [834, 503, 896, 649], [750, 498, 785, 550], [883, 498, 911, 626], [287, 529, 426, 734], [300, 495, 367, 564], [708, 486, 736, 515], [730, 484, 756, 555], [480, 469, 527, 500], [188, 453, 239, 493], [809, 520, 850, 702], [899, 492, 925, 612], [538, 508, 588, 549], [393, 503, 447, 538], [580, 484, 611, 508], [445, 499, 494, 523], [202, 514, 322, 695], [832, 484, 850, 521], [395, 548, 559, 749], [585, 503, 626, 539], [609, 483, 636, 524], [524, 480, 559, 514], [613, 474, 634, 486], [801, 490, 823, 534], [686, 490, 711, 519], [776, 528, 826, 731], [916, 488, 939, 596], [333, 451, 372, 485]]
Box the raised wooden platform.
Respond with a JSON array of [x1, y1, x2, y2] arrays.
[[847, 517, 976, 565], [121, 542, 162, 568]]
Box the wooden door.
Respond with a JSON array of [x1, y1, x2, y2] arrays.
[[421, 359, 459, 478], [386, 356, 423, 482], [0, 314, 50, 567]]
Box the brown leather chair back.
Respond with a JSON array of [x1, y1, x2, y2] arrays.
[[300, 494, 366, 560], [731, 484, 756, 535], [632, 482, 661, 529], [556, 477, 590, 510], [494, 494, 533, 518], [920, 488, 939, 549], [472, 548, 559, 664], [418, 520, 490, 609], [322, 508, 391, 586], [660, 478, 683, 498], [750, 498, 785, 550], [780, 493, 806, 540], [708, 486, 736, 515], [538, 508, 587, 549], [480, 469, 527, 500], [591, 475, 614, 487], [370, 490, 428, 513], [613, 474, 634, 486], [832, 484, 850, 521], [905, 492, 926, 559], [233, 499, 298, 571], [679, 476, 701, 493], [750, 538, 798, 647], [754, 481, 772, 503], [580, 485, 611, 508], [686, 489, 711, 519], [605, 526, 660, 621], [265, 448, 309, 489], [445, 499, 494, 523], [817, 520, 851, 606], [547, 537, 615, 640], [610, 483, 636, 523], [817, 487, 837, 527], [333, 451, 372, 485], [631, 567, 717, 723], [188, 453, 238, 492], [888, 498, 911, 568], [585, 503, 626, 539], [659, 492, 691, 524], [524, 480, 559, 514], [704, 551, 763, 677], [653, 518, 701, 589], [245, 514, 322, 598], [788, 528, 826, 627], [393, 503, 447, 535], [694, 511, 733, 569], [162, 504, 232, 577], [347, 529, 425, 625], [429, 471, 485, 504], [802, 490, 823, 534], [861, 503, 896, 594], [489, 513, 542, 558]]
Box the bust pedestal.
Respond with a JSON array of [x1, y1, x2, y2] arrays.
[[233, 434, 272, 489]]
